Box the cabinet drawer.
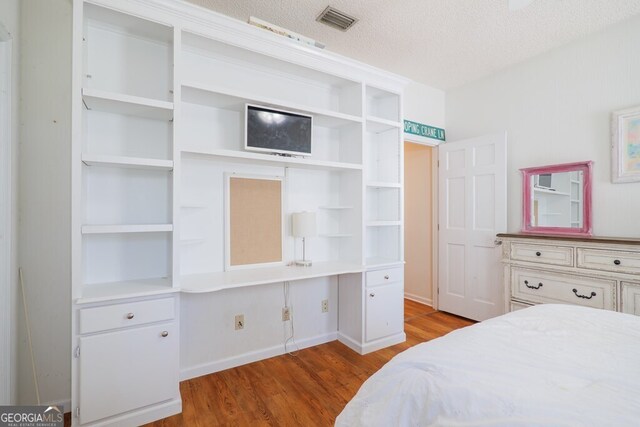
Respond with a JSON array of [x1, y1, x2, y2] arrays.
[[79, 322, 179, 424], [366, 266, 404, 287], [510, 300, 534, 312], [79, 297, 175, 334], [510, 243, 574, 267], [621, 282, 640, 316], [511, 267, 615, 310], [577, 248, 640, 275], [366, 282, 404, 342]]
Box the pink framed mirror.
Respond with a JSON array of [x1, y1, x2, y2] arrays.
[[521, 161, 593, 236]]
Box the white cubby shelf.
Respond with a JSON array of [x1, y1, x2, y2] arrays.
[[81, 224, 173, 234], [77, 278, 176, 305], [82, 154, 174, 171], [82, 88, 174, 121]]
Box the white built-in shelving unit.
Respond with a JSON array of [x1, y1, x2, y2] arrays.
[[71, 1, 408, 425]]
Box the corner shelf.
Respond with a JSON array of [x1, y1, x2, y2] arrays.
[[82, 87, 174, 120], [82, 154, 174, 171], [182, 148, 363, 172], [81, 224, 173, 234]]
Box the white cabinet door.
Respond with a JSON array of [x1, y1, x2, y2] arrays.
[[366, 282, 403, 342], [79, 323, 178, 425]]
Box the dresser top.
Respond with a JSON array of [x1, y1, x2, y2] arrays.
[[496, 233, 640, 246]]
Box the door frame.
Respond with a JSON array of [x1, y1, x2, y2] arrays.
[[0, 21, 13, 404], [403, 137, 440, 309]]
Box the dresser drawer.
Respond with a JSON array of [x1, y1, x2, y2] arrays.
[[620, 282, 640, 316], [511, 267, 615, 310], [79, 297, 175, 334], [577, 248, 640, 275], [510, 243, 574, 267], [366, 266, 403, 287]]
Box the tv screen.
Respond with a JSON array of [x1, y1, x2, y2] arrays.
[[538, 173, 552, 188], [245, 104, 312, 156]]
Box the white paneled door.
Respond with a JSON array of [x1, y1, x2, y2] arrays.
[[438, 133, 507, 321]]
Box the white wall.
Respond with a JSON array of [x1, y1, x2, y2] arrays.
[[18, 0, 72, 407], [0, 0, 19, 405], [404, 81, 446, 129], [446, 14, 640, 237]]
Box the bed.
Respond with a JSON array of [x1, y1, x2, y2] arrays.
[[336, 304, 640, 426]]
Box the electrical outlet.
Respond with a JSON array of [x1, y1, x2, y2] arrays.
[[322, 299, 329, 313], [282, 307, 291, 321], [235, 314, 244, 330]]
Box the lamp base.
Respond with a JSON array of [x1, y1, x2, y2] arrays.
[[295, 260, 313, 267]]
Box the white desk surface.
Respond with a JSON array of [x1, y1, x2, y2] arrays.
[[179, 261, 364, 293]]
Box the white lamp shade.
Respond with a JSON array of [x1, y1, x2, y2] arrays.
[[292, 212, 317, 238]]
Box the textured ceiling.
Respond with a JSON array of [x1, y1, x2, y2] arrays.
[[185, 0, 640, 89]]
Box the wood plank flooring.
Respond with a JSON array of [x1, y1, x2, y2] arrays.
[[145, 299, 474, 427]]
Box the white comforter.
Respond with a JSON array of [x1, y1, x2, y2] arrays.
[[336, 304, 640, 426]]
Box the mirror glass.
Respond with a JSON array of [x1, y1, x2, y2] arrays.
[[530, 171, 583, 228], [521, 161, 592, 236]]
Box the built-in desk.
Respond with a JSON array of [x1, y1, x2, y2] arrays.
[[179, 261, 365, 293]]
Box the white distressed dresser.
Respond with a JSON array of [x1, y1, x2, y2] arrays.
[[497, 233, 640, 316]]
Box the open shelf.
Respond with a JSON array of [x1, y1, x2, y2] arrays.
[[82, 88, 173, 120], [77, 277, 176, 305], [181, 148, 362, 172], [366, 116, 402, 133], [365, 85, 400, 122], [367, 182, 401, 188], [82, 154, 174, 171], [82, 224, 173, 234], [533, 187, 570, 196], [365, 257, 404, 268], [366, 221, 402, 227], [182, 81, 362, 129], [180, 261, 364, 293], [319, 234, 354, 238], [318, 206, 354, 210]]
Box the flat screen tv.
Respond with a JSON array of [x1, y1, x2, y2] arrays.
[[245, 104, 312, 157]]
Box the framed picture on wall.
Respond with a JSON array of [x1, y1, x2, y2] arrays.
[[611, 105, 640, 183]]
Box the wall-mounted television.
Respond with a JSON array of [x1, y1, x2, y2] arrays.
[[245, 104, 312, 157]]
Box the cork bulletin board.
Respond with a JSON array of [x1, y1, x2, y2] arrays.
[[226, 174, 283, 269]]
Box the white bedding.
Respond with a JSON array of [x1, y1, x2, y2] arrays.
[[336, 304, 640, 426]]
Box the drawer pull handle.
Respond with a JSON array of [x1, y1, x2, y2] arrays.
[[384, 275, 390, 280], [126, 313, 135, 320], [161, 331, 169, 337], [614, 259, 621, 265], [535, 252, 542, 257], [524, 280, 543, 290], [369, 293, 375, 298], [573, 289, 596, 299]]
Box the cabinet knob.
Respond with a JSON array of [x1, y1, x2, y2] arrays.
[[126, 313, 134, 320], [369, 293, 375, 298], [535, 252, 541, 257], [614, 259, 621, 265], [161, 331, 169, 337], [384, 275, 390, 280]]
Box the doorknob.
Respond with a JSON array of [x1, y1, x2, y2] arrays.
[[494, 239, 503, 246]]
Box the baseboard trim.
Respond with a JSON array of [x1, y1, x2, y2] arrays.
[[180, 332, 338, 381], [404, 292, 432, 306], [337, 333, 363, 354], [360, 332, 406, 354], [84, 397, 182, 427]]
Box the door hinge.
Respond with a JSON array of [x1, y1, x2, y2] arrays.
[[74, 346, 80, 358], [75, 407, 80, 418]]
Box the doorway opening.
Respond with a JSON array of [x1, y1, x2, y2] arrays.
[[404, 142, 435, 309]]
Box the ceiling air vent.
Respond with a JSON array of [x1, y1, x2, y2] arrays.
[[316, 6, 358, 31]]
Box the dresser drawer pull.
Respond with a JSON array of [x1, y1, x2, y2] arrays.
[[524, 280, 543, 290], [572, 289, 596, 299], [614, 259, 621, 265], [369, 293, 375, 298], [161, 331, 169, 337], [535, 252, 541, 257], [384, 275, 390, 280], [126, 313, 135, 320]]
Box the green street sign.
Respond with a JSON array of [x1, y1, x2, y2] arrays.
[[404, 120, 446, 142]]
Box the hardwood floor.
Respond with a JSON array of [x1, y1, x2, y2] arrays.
[[145, 299, 474, 427]]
